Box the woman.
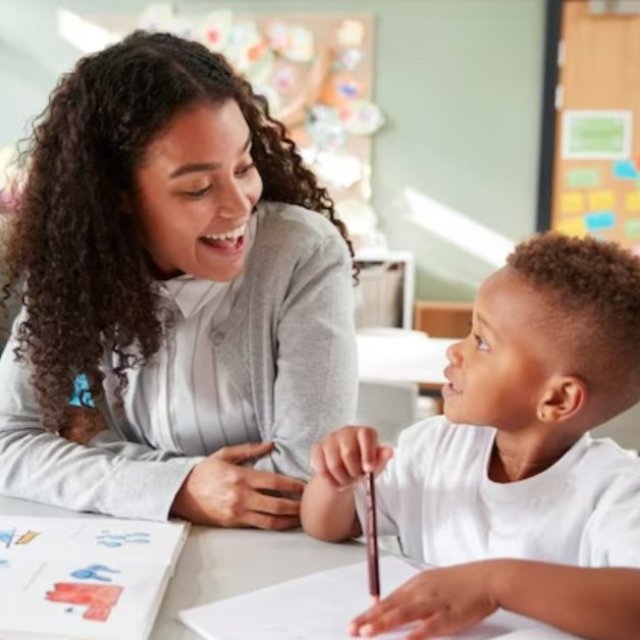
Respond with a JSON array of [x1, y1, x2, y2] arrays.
[[0, 31, 357, 528]]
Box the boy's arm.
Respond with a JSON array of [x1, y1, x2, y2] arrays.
[[493, 560, 640, 640], [300, 425, 393, 542], [300, 474, 362, 542], [350, 560, 640, 640]]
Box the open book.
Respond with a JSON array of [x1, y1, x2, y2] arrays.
[[0, 514, 189, 640]]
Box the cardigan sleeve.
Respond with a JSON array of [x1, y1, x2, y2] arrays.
[[0, 310, 198, 521], [253, 231, 358, 480]]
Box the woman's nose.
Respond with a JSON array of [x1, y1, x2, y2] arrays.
[[217, 178, 251, 218]]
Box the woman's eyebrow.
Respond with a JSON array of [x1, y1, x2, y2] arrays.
[[168, 134, 252, 180]]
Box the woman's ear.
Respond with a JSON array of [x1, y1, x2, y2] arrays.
[[537, 375, 587, 423]]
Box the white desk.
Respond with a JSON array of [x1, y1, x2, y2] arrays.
[[0, 496, 581, 640], [357, 332, 455, 387]]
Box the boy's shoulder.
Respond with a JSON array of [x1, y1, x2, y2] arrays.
[[395, 416, 494, 468]]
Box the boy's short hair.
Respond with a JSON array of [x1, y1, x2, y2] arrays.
[[507, 233, 640, 424]]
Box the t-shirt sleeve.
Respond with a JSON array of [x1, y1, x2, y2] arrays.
[[582, 470, 640, 568]]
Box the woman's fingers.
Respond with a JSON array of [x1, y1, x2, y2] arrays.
[[242, 511, 301, 531], [212, 441, 273, 464], [244, 467, 306, 495], [245, 490, 302, 516]]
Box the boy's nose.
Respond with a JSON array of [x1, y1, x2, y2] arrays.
[[446, 339, 464, 364]]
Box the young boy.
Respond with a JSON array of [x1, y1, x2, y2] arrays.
[[301, 233, 640, 640]]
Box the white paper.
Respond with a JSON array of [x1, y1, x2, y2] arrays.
[[179, 556, 524, 640]]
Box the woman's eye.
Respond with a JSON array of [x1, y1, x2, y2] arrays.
[[236, 163, 256, 176], [473, 333, 489, 352], [182, 185, 212, 198]]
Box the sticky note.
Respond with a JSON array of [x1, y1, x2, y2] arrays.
[[585, 211, 616, 231], [613, 160, 638, 180], [588, 190, 615, 210], [556, 217, 586, 237], [625, 192, 640, 213], [566, 168, 600, 188], [560, 192, 584, 214], [624, 220, 640, 239]]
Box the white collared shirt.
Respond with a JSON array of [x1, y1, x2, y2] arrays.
[[121, 216, 259, 456]]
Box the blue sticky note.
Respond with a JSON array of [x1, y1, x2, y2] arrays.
[[585, 211, 616, 231], [612, 160, 638, 180]]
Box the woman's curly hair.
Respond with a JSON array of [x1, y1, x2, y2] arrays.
[[3, 30, 353, 432]]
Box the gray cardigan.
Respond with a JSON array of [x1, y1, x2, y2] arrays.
[[0, 202, 358, 520]]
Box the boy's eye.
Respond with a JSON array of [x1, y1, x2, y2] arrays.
[[473, 333, 490, 352]]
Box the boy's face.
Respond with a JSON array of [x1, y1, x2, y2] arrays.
[[442, 267, 553, 430]]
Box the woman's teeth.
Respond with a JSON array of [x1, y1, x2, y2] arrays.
[[202, 223, 246, 242]]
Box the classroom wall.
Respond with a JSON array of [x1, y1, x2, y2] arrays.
[[0, 0, 546, 301]]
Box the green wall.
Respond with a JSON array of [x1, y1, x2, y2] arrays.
[[0, 0, 546, 300]]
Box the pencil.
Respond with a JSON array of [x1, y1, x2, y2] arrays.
[[364, 471, 380, 604]]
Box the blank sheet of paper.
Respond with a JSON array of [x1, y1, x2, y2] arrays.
[[179, 556, 518, 640]]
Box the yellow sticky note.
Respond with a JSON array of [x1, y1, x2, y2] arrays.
[[557, 217, 587, 237], [560, 192, 584, 214], [625, 192, 640, 213], [588, 190, 615, 210]]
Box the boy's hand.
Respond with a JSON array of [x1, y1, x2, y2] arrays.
[[349, 562, 499, 639], [310, 426, 394, 490]]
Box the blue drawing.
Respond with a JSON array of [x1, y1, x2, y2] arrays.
[[0, 558, 9, 568], [612, 160, 638, 180], [0, 529, 15, 549], [585, 211, 616, 231], [96, 530, 151, 548], [71, 564, 121, 582]]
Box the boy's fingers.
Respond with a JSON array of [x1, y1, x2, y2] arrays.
[[375, 446, 394, 472], [356, 427, 378, 473]]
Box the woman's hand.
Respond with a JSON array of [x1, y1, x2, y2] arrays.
[[171, 441, 305, 529], [310, 426, 394, 490], [348, 562, 498, 639]]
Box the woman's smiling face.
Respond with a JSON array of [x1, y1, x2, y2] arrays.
[[133, 99, 263, 281]]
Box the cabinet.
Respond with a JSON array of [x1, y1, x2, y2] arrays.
[[353, 250, 414, 330]]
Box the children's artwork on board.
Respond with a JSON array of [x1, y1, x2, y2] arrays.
[[57, 4, 384, 208], [0, 515, 188, 640]]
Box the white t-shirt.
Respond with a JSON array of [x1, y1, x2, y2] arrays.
[[357, 416, 640, 569]]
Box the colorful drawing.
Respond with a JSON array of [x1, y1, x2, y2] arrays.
[[71, 564, 121, 582], [16, 530, 40, 545], [588, 190, 615, 211], [46, 583, 123, 622], [585, 211, 616, 232], [560, 191, 584, 214], [566, 168, 600, 188], [0, 529, 16, 548], [612, 160, 638, 180], [557, 216, 587, 237], [625, 192, 640, 213], [96, 530, 151, 548], [625, 219, 640, 239], [562, 110, 632, 160]]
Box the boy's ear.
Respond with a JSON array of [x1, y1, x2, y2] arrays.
[[537, 375, 587, 423]]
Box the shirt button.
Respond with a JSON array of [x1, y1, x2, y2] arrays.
[[212, 332, 225, 346]]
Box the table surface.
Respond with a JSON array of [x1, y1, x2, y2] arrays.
[[0, 496, 579, 640]]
